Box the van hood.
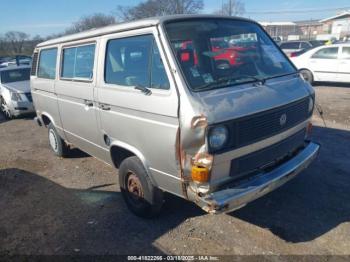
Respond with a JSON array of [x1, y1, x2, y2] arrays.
[[191, 74, 311, 124], [1, 81, 30, 93]]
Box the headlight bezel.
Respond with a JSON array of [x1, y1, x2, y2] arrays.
[[208, 125, 229, 152], [11, 92, 22, 102]]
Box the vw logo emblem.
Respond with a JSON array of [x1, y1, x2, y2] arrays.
[[280, 113, 287, 126]]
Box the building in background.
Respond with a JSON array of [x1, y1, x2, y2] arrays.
[[320, 11, 350, 41], [259, 22, 300, 41], [260, 10, 350, 41], [294, 20, 324, 40]]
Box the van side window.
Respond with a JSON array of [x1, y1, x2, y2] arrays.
[[105, 35, 152, 87], [105, 35, 170, 90], [38, 48, 57, 79], [61, 44, 95, 80], [150, 41, 170, 90]]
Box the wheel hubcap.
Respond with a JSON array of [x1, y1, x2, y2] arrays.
[[126, 173, 144, 205], [49, 130, 58, 152], [302, 72, 311, 82]]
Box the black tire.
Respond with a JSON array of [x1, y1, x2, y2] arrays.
[[119, 156, 163, 218], [300, 69, 314, 84], [48, 123, 69, 157]]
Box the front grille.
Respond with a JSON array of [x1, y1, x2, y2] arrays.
[[230, 129, 306, 179], [208, 96, 311, 154], [25, 92, 32, 102]]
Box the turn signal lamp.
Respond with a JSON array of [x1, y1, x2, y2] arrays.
[[191, 165, 210, 183]]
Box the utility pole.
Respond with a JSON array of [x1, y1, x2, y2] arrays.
[[222, 0, 224, 15]]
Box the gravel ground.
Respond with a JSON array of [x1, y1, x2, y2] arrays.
[[0, 83, 349, 256], [312, 83, 350, 130]]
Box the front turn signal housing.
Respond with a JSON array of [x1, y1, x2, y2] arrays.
[[191, 165, 209, 183]]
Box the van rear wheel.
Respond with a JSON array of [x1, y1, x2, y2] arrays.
[[48, 123, 69, 157], [119, 156, 163, 218]]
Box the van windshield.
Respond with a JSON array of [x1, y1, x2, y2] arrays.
[[164, 19, 296, 91]]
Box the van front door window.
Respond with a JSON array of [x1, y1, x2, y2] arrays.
[[105, 35, 170, 90]]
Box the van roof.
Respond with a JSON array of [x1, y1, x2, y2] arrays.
[[37, 14, 254, 48]]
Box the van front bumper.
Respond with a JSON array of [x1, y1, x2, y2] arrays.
[[8, 101, 35, 117], [196, 142, 320, 214]]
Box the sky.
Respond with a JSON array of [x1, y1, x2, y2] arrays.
[[0, 0, 350, 37]]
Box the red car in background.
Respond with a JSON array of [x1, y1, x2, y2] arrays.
[[179, 39, 254, 68]]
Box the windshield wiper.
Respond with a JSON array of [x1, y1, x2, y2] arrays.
[[263, 72, 298, 82], [195, 75, 265, 91]]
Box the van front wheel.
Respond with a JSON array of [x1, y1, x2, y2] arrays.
[[119, 156, 163, 218], [48, 123, 69, 157]]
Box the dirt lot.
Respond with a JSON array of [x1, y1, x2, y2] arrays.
[[0, 83, 350, 256]]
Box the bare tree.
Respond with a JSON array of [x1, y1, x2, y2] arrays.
[[168, 0, 204, 14], [214, 0, 245, 16], [65, 13, 116, 34], [116, 0, 204, 21], [25, 35, 44, 53], [0, 36, 8, 55], [4, 31, 30, 54]]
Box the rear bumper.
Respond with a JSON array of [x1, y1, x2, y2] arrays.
[[196, 141, 320, 214]]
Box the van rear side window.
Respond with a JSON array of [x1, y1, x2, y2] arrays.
[[61, 44, 95, 80], [38, 48, 57, 79]]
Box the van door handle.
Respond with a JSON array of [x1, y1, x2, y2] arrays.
[[99, 103, 111, 111], [84, 100, 94, 107]]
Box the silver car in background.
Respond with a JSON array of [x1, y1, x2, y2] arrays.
[[31, 15, 320, 218], [0, 66, 34, 118]]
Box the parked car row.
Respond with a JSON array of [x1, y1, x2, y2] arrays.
[[0, 65, 34, 118], [270, 37, 350, 84], [278, 40, 327, 57], [0, 55, 32, 68], [291, 43, 350, 84]]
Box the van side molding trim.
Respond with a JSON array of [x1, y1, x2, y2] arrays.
[[149, 167, 181, 181]]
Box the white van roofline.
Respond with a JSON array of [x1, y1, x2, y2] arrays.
[[36, 14, 255, 48]]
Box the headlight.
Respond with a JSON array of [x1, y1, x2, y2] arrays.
[[308, 97, 314, 113], [209, 125, 228, 151], [11, 92, 22, 102]]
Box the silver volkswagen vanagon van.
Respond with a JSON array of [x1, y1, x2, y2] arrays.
[[31, 15, 320, 218]]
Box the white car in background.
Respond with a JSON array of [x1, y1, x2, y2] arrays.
[[290, 44, 350, 84], [279, 41, 313, 56], [0, 66, 34, 119]]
